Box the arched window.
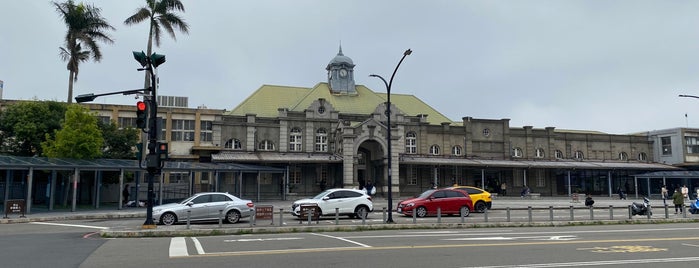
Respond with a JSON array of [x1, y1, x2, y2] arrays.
[[513, 147, 523, 158], [452, 145, 462, 156], [315, 128, 328, 152], [574, 150, 584, 160], [429, 145, 440, 155], [638, 152, 648, 161], [224, 138, 242, 150], [289, 128, 302, 152], [619, 152, 628, 161], [555, 150, 563, 159], [535, 148, 545, 158], [258, 140, 275, 151], [405, 132, 417, 154]]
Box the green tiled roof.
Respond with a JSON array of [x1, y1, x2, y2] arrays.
[[227, 83, 455, 125]]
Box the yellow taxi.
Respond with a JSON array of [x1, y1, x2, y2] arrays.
[[448, 185, 492, 212]]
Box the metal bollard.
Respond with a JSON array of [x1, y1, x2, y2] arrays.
[[437, 207, 442, 224], [186, 210, 191, 229], [412, 208, 417, 224], [528, 206, 532, 223], [460, 208, 465, 223], [484, 208, 488, 222], [506, 207, 511, 222], [361, 209, 366, 225], [549, 206, 554, 221], [335, 208, 340, 225], [279, 208, 284, 226], [569, 206, 574, 221], [664, 204, 669, 219], [647, 205, 652, 220], [683, 205, 687, 218], [249, 214, 254, 228], [589, 206, 594, 220], [219, 209, 223, 228], [628, 205, 632, 219], [609, 205, 614, 220], [307, 208, 313, 225], [383, 207, 387, 223]]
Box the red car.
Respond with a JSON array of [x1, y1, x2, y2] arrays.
[[397, 188, 473, 217]]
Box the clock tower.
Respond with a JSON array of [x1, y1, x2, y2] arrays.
[[326, 46, 356, 94]]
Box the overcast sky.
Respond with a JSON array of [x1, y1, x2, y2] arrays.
[[2, 1, 699, 134]]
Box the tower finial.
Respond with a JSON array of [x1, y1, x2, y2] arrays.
[[338, 41, 343, 56]]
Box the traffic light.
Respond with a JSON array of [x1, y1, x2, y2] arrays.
[[136, 101, 148, 129], [157, 142, 169, 160]]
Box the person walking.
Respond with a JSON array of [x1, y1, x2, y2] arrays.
[[681, 185, 689, 202], [584, 194, 595, 208], [500, 182, 507, 196], [661, 185, 668, 206], [672, 189, 684, 214], [365, 180, 375, 196], [122, 184, 130, 206]]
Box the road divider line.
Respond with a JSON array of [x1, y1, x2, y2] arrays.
[[169, 237, 188, 257], [311, 233, 371, 248], [464, 256, 699, 267], [29, 222, 108, 230]]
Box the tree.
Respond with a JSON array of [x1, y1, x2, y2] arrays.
[[98, 120, 139, 159], [42, 105, 103, 159], [53, 0, 115, 103], [124, 0, 189, 87], [0, 101, 67, 156]]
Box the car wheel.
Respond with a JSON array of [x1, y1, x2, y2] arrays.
[[160, 212, 177, 225], [460, 206, 470, 217], [355, 206, 369, 219], [226, 210, 241, 224], [474, 201, 487, 213], [416, 206, 428, 218]]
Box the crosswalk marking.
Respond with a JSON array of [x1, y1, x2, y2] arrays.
[[169, 237, 188, 257]]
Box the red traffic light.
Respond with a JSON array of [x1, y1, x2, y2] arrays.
[[137, 101, 147, 111]]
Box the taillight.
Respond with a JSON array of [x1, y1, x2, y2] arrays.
[[246, 202, 254, 208]]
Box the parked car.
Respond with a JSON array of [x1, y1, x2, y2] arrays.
[[152, 192, 255, 225], [291, 188, 373, 219], [448, 185, 492, 212], [397, 188, 473, 217]]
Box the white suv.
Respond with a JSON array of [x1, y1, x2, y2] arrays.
[[291, 188, 373, 219]]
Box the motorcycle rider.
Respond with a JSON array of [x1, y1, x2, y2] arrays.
[[672, 189, 684, 214]]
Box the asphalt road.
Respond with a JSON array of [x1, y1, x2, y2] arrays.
[[4, 217, 699, 268]]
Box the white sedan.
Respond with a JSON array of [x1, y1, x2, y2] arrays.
[[291, 188, 373, 219], [152, 192, 255, 225]]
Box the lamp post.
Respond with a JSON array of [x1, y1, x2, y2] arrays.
[[370, 49, 412, 223]]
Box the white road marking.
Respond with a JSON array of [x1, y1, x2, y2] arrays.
[[191, 237, 205, 255], [311, 233, 372, 248], [464, 256, 699, 267], [681, 243, 699, 247], [169, 237, 188, 257], [224, 237, 304, 242], [29, 222, 108, 230]]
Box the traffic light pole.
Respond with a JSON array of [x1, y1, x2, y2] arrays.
[[142, 60, 159, 229]]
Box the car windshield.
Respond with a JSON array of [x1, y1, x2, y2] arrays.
[[417, 189, 436, 199], [311, 190, 333, 200]]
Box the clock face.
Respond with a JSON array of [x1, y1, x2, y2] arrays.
[[339, 69, 348, 77]]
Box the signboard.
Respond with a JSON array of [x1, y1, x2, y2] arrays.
[[255, 205, 274, 220], [4, 199, 26, 219], [299, 204, 320, 221]]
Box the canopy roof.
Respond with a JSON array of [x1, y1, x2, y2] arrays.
[[0, 155, 285, 173]]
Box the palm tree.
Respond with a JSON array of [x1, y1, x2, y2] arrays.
[[124, 0, 189, 88], [54, 0, 115, 103]]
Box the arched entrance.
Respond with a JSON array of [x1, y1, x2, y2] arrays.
[[356, 140, 385, 194]]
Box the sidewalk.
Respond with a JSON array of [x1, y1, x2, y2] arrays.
[[0, 195, 680, 223]]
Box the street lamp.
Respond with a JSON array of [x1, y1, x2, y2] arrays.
[[370, 48, 412, 223]]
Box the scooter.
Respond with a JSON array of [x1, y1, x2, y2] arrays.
[[630, 197, 652, 216], [689, 199, 699, 214]]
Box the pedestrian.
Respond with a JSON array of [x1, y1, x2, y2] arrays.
[[681, 185, 689, 202], [365, 180, 375, 196], [584, 194, 594, 208], [617, 186, 626, 200], [500, 182, 507, 196], [520, 186, 530, 198], [661, 185, 668, 206], [672, 189, 684, 214], [122, 184, 130, 206]]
